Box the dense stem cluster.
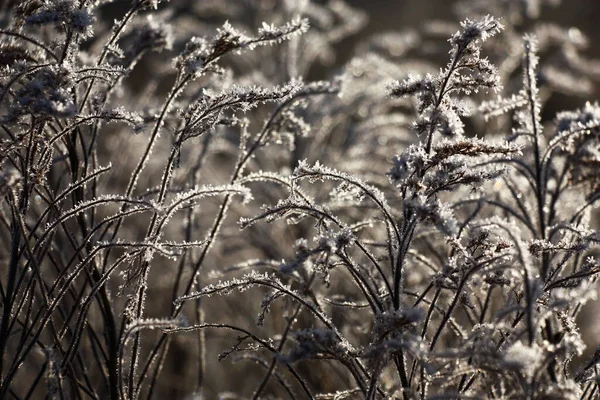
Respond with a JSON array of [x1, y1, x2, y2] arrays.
[[1, 0, 600, 399]]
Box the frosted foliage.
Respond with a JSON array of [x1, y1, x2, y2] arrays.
[[1, 1, 600, 399]]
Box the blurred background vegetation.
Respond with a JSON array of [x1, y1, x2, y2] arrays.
[[2, 1, 599, 397]]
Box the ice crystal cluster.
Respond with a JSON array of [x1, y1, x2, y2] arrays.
[[1, 0, 600, 399]]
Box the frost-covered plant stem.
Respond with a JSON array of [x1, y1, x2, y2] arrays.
[[0, 179, 26, 385], [78, 3, 143, 112], [132, 88, 334, 394], [122, 74, 190, 400], [4, 1, 600, 398], [251, 273, 316, 399]]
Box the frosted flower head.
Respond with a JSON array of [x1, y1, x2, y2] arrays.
[[24, 0, 94, 36], [175, 18, 309, 76], [280, 329, 354, 363], [556, 102, 600, 136], [4, 65, 76, 122], [388, 145, 428, 184], [450, 15, 504, 50], [119, 14, 173, 63]]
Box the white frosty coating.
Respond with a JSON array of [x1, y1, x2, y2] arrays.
[[4, 2, 600, 397]]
